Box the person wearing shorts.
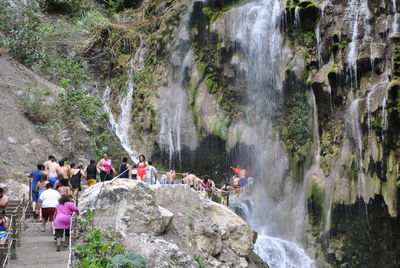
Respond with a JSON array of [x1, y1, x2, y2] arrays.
[[37, 183, 61, 232], [0, 210, 9, 244], [54, 195, 79, 251], [28, 164, 45, 217]]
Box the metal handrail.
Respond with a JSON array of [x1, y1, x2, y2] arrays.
[[0, 194, 29, 268]]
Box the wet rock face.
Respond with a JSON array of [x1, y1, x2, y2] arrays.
[[325, 195, 400, 268], [79, 181, 263, 267]]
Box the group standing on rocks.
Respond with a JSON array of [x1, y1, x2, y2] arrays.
[[23, 152, 255, 251]]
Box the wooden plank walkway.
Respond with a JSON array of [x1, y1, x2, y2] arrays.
[[8, 220, 68, 268]]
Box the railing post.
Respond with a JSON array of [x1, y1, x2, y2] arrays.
[[11, 214, 16, 260], [0, 244, 5, 267], [16, 205, 22, 247]]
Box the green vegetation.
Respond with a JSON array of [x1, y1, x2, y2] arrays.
[[193, 255, 206, 268], [75, 210, 146, 268], [302, 32, 314, 47], [392, 47, 400, 80], [202, 1, 244, 24], [328, 63, 336, 74], [281, 90, 312, 180]]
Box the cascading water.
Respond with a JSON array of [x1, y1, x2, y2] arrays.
[[392, 0, 398, 33], [158, 3, 198, 169], [101, 44, 145, 162], [346, 0, 371, 84], [227, 0, 314, 266], [349, 99, 367, 196]]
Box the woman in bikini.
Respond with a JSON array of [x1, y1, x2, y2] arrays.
[[136, 154, 148, 182], [97, 153, 116, 182]]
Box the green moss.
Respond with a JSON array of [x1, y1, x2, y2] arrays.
[[328, 63, 336, 74], [205, 77, 217, 94], [298, 0, 315, 8], [302, 31, 314, 47], [202, 7, 213, 18], [203, 1, 245, 24], [393, 47, 400, 80], [199, 64, 207, 77], [308, 181, 324, 206]]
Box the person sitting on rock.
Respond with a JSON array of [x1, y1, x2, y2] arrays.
[[199, 175, 213, 190], [0, 209, 9, 244], [54, 195, 79, 251], [182, 171, 198, 188]]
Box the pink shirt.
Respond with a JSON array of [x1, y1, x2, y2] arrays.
[[54, 202, 79, 229], [102, 160, 112, 173]]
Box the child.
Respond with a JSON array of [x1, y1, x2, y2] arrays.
[[36, 174, 48, 199], [35, 174, 48, 220]]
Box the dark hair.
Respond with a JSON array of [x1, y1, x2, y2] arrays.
[[0, 188, 4, 193], [48, 155, 55, 160], [139, 154, 145, 162], [39, 174, 47, 181], [60, 179, 69, 187], [70, 162, 76, 168], [122, 157, 128, 163], [59, 195, 70, 204], [59, 159, 65, 166], [190, 170, 196, 175], [37, 163, 45, 170], [45, 183, 52, 189], [77, 165, 83, 169], [148, 160, 153, 165], [202, 175, 210, 183], [90, 159, 95, 165], [0, 209, 5, 215], [104, 153, 109, 157]]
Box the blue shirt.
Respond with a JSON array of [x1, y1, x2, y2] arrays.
[[30, 170, 44, 190]]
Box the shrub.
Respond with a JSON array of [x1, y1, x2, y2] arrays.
[[38, 0, 91, 17], [75, 210, 146, 268]]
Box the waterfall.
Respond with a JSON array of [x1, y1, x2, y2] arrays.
[[227, 0, 314, 266], [349, 99, 367, 196], [392, 0, 398, 33], [346, 0, 370, 84], [101, 43, 145, 162], [158, 3, 198, 169]]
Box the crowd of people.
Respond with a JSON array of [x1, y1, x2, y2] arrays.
[[0, 152, 254, 250]]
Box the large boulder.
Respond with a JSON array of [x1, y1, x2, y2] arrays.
[[79, 180, 264, 267], [150, 184, 258, 257], [79, 179, 172, 235]]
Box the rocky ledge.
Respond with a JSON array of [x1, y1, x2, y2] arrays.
[[79, 180, 267, 268]]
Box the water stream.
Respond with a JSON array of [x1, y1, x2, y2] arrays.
[[101, 43, 145, 162], [228, 0, 314, 266]]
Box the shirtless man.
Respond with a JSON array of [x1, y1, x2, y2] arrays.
[[47, 158, 60, 188], [57, 158, 71, 181], [166, 170, 176, 184], [0, 189, 9, 210], [182, 171, 197, 188], [43, 155, 55, 172]]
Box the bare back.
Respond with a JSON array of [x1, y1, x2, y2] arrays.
[[48, 162, 60, 178], [57, 166, 70, 179]]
